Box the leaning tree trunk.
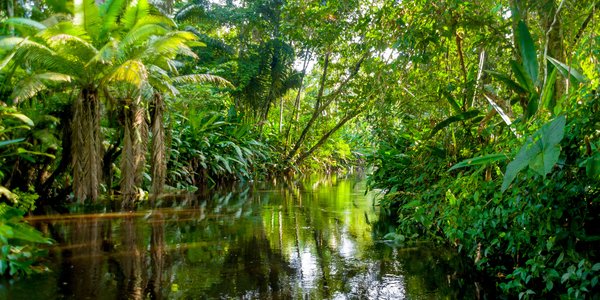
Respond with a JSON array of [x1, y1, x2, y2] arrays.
[[150, 93, 166, 204], [121, 98, 148, 209], [71, 88, 103, 203]]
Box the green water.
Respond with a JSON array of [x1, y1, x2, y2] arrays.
[[0, 175, 485, 299]]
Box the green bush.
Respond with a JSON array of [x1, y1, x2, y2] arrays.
[[167, 106, 274, 188], [0, 204, 52, 277], [369, 92, 600, 298]]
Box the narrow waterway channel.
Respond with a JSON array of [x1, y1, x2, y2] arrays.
[[1, 175, 484, 299]]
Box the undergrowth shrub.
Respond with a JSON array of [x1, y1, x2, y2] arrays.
[[369, 91, 600, 298]]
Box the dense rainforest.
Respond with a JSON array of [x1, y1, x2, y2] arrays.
[[0, 0, 598, 298]]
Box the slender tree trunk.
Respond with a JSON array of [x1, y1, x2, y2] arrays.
[[150, 93, 166, 204], [285, 51, 331, 162], [72, 88, 103, 203], [7, 0, 14, 35], [278, 97, 284, 134], [574, 3, 599, 45], [294, 108, 364, 166], [284, 49, 311, 149], [455, 32, 468, 110], [286, 51, 367, 163]]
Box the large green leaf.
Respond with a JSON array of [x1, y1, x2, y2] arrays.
[[526, 115, 567, 176], [502, 116, 566, 192], [510, 60, 534, 93], [502, 139, 533, 192], [517, 20, 539, 85], [586, 152, 600, 179], [10, 223, 53, 244], [526, 92, 539, 119], [429, 110, 480, 138], [441, 90, 462, 114], [547, 56, 587, 84], [485, 70, 527, 94], [541, 67, 558, 112], [0, 138, 26, 148], [6, 113, 34, 126], [449, 153, 509, 171]]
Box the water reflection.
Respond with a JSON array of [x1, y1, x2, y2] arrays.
[[0, 175, 486, 299]]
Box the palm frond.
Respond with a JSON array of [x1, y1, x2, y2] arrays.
[[172, 74, 234, 88], [0, 37, 49, 52], [12, 72, 71, 103], [166, 59, 184, 73], [174, 43, 198, 60], [99, 0, 127, 35], [146, 32, 199, 59], [185, 26, 233, 55], [46, 34, 98, 61], [122, 0, 150, 31], [174, 4, 207, 22], [0, 37, 79, 73], [3, 18, 47, 34], [10, 41, 83, 76], [106, 59, 148, 88], [131, 15, 176, 29], [73, 0, 101, 39], [150, 32, 200, 60], [147, 64, 178, 95], [37, 21, 90, 41], [87, 39, 118, 66], [120, 23, 168, 51], [0, 51, 16, 71]]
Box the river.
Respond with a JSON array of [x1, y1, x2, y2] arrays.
[[0, 175, 484, 299]]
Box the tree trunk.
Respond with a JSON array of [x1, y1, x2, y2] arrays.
[[278, 96, 284, 134], [7, 0, 14, 35], [285, 51, 331, 162], [284, 49, 311, 149], [294, 108, 364, 166], [71, 88, 103, 203], [150, 93, 166, 204], [286, 51, 367, 163], [120, 98, 148, 209]]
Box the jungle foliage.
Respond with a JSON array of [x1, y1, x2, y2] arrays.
[[0, 0, 598, 298], [366, 0, 600, 298]]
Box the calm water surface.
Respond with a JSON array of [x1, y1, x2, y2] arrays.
[[0, 175, 484, 299]]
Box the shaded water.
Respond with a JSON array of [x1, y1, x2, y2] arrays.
[[1, 175, 484, 299]]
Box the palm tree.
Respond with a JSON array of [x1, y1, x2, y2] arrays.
[[101, 18, 234, 206], [2, 0, 233, 206], [2, 0, 174, 202]]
